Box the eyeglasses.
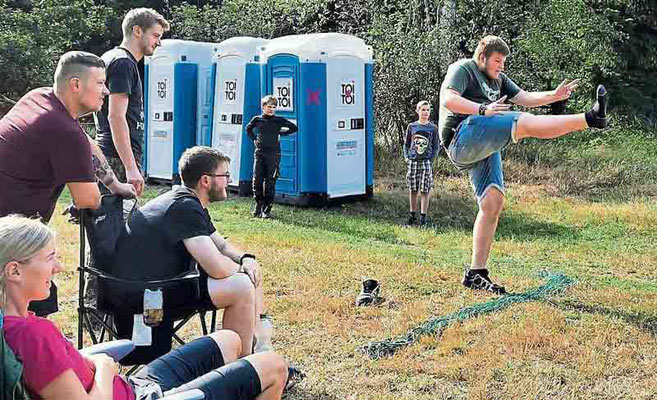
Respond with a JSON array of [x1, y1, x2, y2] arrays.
[[205, 173, 230, 179]]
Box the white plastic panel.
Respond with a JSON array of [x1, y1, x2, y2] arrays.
[[326, 55, 366, 197], [147, 58, 175, 180], [212, 55, 246, 188]]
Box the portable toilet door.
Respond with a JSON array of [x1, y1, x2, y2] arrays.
[[259, 33, 374, 205], [144, 40, 199, 182], [192, 41, 219, 147], [261, 52, 300, 199], [211, 37, 268, 195]]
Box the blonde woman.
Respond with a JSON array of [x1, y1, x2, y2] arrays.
[[0, 215, 287, 400]]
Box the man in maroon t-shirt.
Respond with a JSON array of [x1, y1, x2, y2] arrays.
[[0, 51, 135, 315]]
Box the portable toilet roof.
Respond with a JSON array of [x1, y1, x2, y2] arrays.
[[259, 33, 373, 63], [213, 36, 269, 62], [149, 39, 216, 63]]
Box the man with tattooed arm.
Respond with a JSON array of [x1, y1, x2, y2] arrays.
[[0, 51, 135, 316]]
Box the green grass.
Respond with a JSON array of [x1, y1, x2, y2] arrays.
[[47, 130, 657, 400]]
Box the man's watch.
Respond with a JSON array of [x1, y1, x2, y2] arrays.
[[478, 103, 487, 116], [240, 253, 257, 265]]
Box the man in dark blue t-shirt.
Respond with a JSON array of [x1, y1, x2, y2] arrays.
[[438, 35, 609, 294]]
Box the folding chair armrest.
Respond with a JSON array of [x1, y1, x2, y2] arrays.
[[161, 389, 205, 400], [79, 339, 135, 362]]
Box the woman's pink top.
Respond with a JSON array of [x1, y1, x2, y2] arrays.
[[3, 313, 135, 400]]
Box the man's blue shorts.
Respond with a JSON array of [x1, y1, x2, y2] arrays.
[[447, 112, 522, 203]]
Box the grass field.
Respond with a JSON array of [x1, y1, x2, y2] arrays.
[[47, 165, 657, 400]]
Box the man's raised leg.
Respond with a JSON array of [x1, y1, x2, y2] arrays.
[[515, 85, 608, 140]]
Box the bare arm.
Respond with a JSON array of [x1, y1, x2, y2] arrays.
[[87, 136, 136, 198], [210, 231, 261, 287], [510, 79, 580, 107], [107, 93, 144, 195], [441, 89, 510, 116], [183, 235, 241, 279], [39, 362, 115, 400], [67, 182, 101, 210]]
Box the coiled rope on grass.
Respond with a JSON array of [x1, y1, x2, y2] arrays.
[[362, 271, 575, 359]]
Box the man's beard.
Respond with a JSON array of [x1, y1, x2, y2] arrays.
[[208, 185, 226, 202]]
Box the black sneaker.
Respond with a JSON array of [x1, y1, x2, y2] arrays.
[[585, 85, 609, 128], [284, 365, 306, 391], [261, 202, 273, 219], [462, 268, 506, 295], [419, 214, 428, 227], [356, 279, 384, 306], [406, 214, 416, 226], [252, 202, 262, 217]]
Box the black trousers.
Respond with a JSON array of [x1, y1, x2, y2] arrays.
[[252, 153, 280, 204]]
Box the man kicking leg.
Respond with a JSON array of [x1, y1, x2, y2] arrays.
[[438, 35, 608, 294]]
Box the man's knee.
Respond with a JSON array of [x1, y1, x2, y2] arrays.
[[479, 187, 504, 217], [209, 273, 255, 308], [209, 329, 242, 362]]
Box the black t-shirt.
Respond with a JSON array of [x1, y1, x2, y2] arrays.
[[112, 187, 216, 283], [438, 59, 521, 148], [94, 47, 145, 158], [246, 114, 298, 155]]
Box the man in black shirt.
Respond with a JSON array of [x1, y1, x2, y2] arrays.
[[95, 8, 170, 196], [246, 95, 298, 218], [439, 35, 608, 294], [112, 146, 271, 356]]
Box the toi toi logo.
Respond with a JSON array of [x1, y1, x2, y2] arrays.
[[341, 82, 355, 105], [277, 85, 291, 108], [225, 80, 237, 102]]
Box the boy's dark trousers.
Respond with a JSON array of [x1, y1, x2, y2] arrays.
[[253, 152, 280, 212]]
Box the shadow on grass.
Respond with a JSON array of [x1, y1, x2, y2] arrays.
[[496, 211, 581, 242], [550, 299, 657, 337]]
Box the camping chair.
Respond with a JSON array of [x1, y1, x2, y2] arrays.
[[77, 195, 217, 366], [1, 308, 204, 400]]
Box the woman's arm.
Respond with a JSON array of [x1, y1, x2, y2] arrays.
[[39, 355, 118, 400]]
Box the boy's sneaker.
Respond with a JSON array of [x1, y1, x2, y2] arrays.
[[356, 279, 383, 306], [406, 213, 417, 226], [261, 202, 273, 219], [419, 214, 428, 227], [462, 267, 507, 295], [252, 202, 263, 217]]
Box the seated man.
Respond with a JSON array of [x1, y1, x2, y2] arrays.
[[1, 214, 288, 400], [111, 146, 270, 356]]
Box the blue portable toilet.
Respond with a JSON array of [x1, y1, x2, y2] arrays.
[[259, 33, 375, 205], [144, 39, 215, 182], [210, 37, 269, 195]]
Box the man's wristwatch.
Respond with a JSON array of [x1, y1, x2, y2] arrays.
[[478, 103, 487, 116], [240, 253, 257, 265]]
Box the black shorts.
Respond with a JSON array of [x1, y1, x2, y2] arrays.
[[131, 336, 262, 400]]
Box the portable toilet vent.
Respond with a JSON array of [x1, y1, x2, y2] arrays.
[[210, 37, 269, 195], [144, 39, 215, 182], [259, 33, 375, 205]]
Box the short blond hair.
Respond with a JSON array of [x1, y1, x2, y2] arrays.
[[122, 8, 170, 38], [261, 95, 278, 107], [473, 35, 510, 62], [416, 100, 430, 112]]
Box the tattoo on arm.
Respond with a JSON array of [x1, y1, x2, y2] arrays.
[[92, 154, 116, 187]]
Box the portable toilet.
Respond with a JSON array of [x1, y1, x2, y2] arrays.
[[259, 33, 375, 205], [144, 39, 215, 182], [210, 37, 269, 195]]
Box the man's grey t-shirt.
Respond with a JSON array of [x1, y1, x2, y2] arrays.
[[438, 59, 521, 148], [94, 47, 145, 159]]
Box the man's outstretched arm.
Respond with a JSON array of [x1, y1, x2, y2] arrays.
[[510, 79, 580, 108], [442, 89, 511, 116], [209, 231, 261, 287]]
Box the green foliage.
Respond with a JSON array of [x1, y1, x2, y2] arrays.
[[0, 0, 115, 99]]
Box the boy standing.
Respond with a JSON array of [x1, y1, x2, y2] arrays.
[[404, 100, 441, 226], [246, 95, 298, 218]]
